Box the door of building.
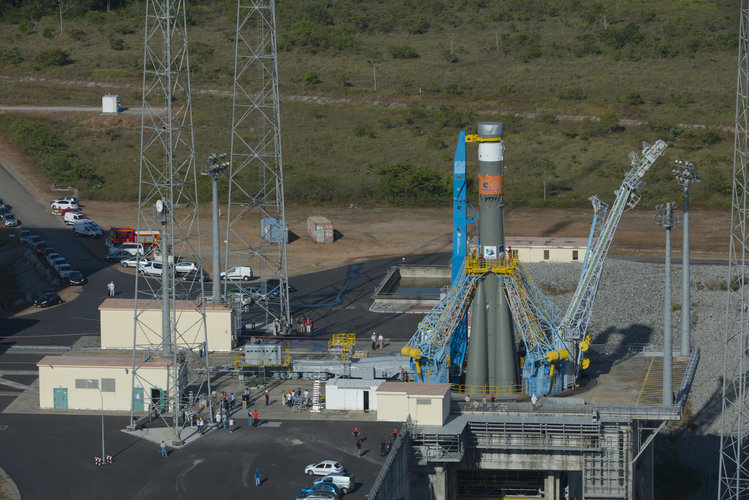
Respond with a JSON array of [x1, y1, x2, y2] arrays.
[[132, 387, 144, 411], [53, 388, 68, 409], [363, 390, 370, 411]]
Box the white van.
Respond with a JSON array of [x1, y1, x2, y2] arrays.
[[117, 242, 145, 256], [73, 220, 103, 238], [64, 211, 86, 225], [220, 266, 253, 281]]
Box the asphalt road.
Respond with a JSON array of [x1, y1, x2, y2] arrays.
[[0, 413, 395, 499]]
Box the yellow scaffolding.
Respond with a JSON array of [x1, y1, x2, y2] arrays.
[[328, 333, 356, 365]]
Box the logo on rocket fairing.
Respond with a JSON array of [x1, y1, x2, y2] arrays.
[[478, 174, 503, 195]]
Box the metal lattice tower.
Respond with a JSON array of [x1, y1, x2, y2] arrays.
[[129, 0, 211, 444], [225, 0, 290, 327], [719, 2, 749, 497]]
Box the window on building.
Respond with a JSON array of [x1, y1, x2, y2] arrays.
[[416, 398, 432, 405], [75, 379, 99, 389], [572, 250, 579, 261], [101, 378, 116, 392], [543, 250, 550, 260]]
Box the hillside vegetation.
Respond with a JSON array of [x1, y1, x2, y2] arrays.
[[0, 0, 738, 209]]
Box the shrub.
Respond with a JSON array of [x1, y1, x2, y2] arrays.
[[619, 92, 644, 105], [376, 162, 449, 206], [0, 48, 23, 65], [18, 20, 34, 33], [537, 113, 557, 124], [353, 124, 376, 138], [405, 14, 430, 34], [32, 49, 72, 67], [67, 28, 85, 41], [498, 83, 518, 94], [599, 22, 645, 49], [390, 45, 419, 59], [109, 37, 126, 51], [301, 71, 321, 85], [558, 87, 586, 100], [41, 26, 56, 39]]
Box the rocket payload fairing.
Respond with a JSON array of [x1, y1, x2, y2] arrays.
[[465, 122, 518, 390]]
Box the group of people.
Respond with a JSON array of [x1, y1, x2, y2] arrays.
[[370, 331, 384, 350], [271, 316, 314, 336], [285, 387, 310, 407]]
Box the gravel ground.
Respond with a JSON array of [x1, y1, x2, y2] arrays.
[[524, 257, 731, 497]]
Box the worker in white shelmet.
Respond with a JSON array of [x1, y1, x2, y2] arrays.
[[531, 394, 538, 410]]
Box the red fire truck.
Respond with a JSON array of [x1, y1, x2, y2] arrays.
[[106, 227, 160, 248]]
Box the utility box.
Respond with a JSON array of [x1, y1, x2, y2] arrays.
[[102, 94, 120, 114], [307, 216, 334, 244], [260, 217, 288, 243]]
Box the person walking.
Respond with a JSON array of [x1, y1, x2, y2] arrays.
[[305, 317, 312, 335], [107, 281, 115, 297], [252, 409, 259, 428], [273, 318, 279, 336], [379, 440, 387, 456], [378, 333, 384, 350], [198, 416, 204, 435], [228, 417, 235, 432], [159, 440, 167, 457], [265, 390, 270, 406], [392, 428, 398, 441], [229, 392, 236, 412], [303, 389, 309, 406], [352, 426, 360, 440], [356, 438, 363, 457], [371, 332, 377, 350], [531, 394, 538, 410], [254, 468, 261, 487]]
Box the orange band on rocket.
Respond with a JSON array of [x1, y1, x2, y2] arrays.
[[478, 175, 503, 195]]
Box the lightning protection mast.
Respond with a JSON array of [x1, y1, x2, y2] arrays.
[[129, 0, 212, 445], [719, 1, 749, 497], [226, 0, 290, 328]]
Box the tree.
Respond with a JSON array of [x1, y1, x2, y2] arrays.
[[366, 51, 383, 92], [58, 0, 71, 33], [533, 157, 557, 200]]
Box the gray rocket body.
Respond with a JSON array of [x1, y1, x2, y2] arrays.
[[465, 122, 518, 390]]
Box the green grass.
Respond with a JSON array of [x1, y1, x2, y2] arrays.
[[0, 0, 739, 209]]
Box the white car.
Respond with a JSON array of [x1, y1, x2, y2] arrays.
[[3, 213, 19, 227], [63, 211, 87, 225], [116, 242, 145, 256], [139, 260, 165, 277], [120, 256, 148, 268], [57, 263, 73, 278], [175, 260, 199, 273], [50, 199, 78, 212], [313, 473, 355, 495], [220, 265, 253, 281], [304, 461, 344, 476], [46, 252, 61, 267], [18, 229, 32, 245]]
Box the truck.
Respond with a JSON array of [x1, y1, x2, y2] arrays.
[[106, 227, 160, 248]]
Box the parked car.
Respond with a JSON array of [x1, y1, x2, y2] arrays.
[[25, 235, 42, 248], [34, 291, 62, 308], [103, 248, 131, 262], [181, 269, 210, 282], [0, 204, 10, 214], [225, 288, 256, 307], [266, 278, 297, 296], [120, 256, 149, 268], [313, 473, 355, 494], [50, 199, 78, 212], [57, 263, 73, 278], [304, 461, 344, 476], [67, 271, 86, 285], [175, 260, 199, 273], [295, 491, 338, 500], [3, 213, 19, 227], [138, 260, 165, 277], [116, 242, 145, 256], [42, 247, 57, 260], [46, 252, 61, 267], [52, 257, 68, 272], [300, 482, 341, 497], [34, 241, 48, 255], [220, 265, 253, 281], [18, 229, 32, 244]]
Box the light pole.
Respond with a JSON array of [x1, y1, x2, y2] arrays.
[[201, 153, 229, 305], [87, 379, 105, 463]]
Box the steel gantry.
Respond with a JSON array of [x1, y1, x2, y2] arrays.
[[404, 132, 668, 396]]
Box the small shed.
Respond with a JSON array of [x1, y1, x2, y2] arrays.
[[102, 94, 120, 114], [325, 378, 383, 411], [307, 216, 334, 243], [376, 382, 451, 426], [37, 355, 178, 411], [261, 217, 288, 243]]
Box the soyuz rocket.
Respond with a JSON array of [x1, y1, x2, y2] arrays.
[[464, 122, 518, 389]]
